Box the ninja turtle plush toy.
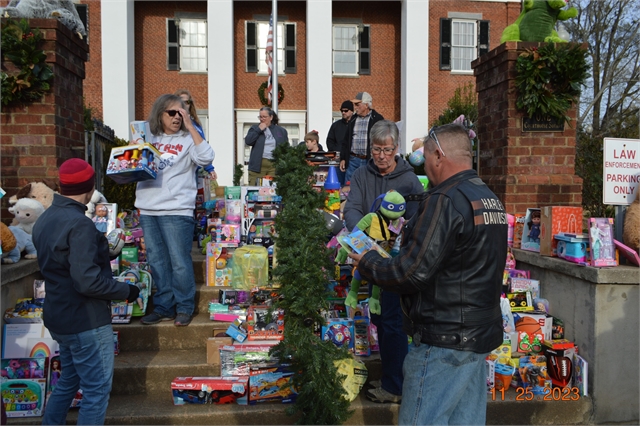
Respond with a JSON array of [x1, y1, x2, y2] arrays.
[[336, 190, 406, 314]]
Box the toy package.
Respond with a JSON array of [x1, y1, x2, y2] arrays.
[[514, 355, 551, 395], [322, 318, 355, 353], [520, 208, 541, 252], [1, 358, 47, 417], [572, 354, 588, 396], [588, 218, 617, 267], [118, 264, 153, 317], [129, 121, 152, 144], [334, 357, 368, 402], [513, 213, 526, 248], [338, 230, 391, 258], [106, 143, 161, 184], [206, 242, 237, 287], [92, 202, 117, 235], [510, 278, 540, 299], [248, 364, 297, 404], [220, 344, 277, 377], [246, 306, 285, 341], [507, 291, 533, 312], [353, 317, 371, 356], [231, 245, 269, 290], [45, 355, 82, 409], [171, 376, 248, 405], [539, 206, 582, 256], [555, 233, 589, 264]]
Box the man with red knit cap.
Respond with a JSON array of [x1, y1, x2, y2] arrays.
[[33, 158, 139, 425]]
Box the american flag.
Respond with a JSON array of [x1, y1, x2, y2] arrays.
[[266, 14, 274, 103]]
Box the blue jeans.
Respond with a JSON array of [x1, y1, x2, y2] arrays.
[[370, 289, 407, 395], [399, 343, 489, 425], [344, 156, 367, 185], [140, 215, 196, 317], [43, 324, 114, 425], [336, 168, 346, 187]]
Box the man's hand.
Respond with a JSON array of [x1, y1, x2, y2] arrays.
[[339, 159, 346, 172], [347, 251, 365, 267], [127, 285, 140, 303]]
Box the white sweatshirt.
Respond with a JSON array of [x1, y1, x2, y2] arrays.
[[135, 130, 215, 216]]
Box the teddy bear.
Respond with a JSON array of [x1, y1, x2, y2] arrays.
[[1, 225, 37, 264], [623, 196, 640, 254], [9, 179, 58, 210], [1, 222, 17, 255], [8, 198, 44, 235], [85, 190, 108, 219]]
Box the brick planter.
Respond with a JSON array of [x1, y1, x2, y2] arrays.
[[472, 42, 583, 215], [1, 18, 88, 222]]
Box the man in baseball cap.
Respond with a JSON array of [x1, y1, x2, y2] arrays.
[[340, 91, 384, 184], [33, 158, 138, 425]]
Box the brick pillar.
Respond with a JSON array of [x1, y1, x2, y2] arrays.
[[472, 42, 583, 215], [1, 19, 88, 223]]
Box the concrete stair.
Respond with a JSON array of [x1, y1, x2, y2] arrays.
[[7, 244, 594, 425]]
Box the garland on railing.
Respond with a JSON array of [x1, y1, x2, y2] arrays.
[[1, 18, 53, 107], [515, 43, 589, 123], [258, 81, 285, 106]]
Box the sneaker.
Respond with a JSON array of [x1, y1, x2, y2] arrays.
[[140, 312, 175, 325], [366, 387, 402, 404], [174, 313, 192, 327], [369, 380, 382, 388]]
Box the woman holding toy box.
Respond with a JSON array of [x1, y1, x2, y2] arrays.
[[137, 94, 215, 327]]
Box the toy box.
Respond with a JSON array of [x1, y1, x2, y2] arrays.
[[206, 242, 238, 287], [322, 318, 355, 353], [45, 355, 83, 409], [520, 208, 541, 252], [539, 206, 582, 256], [517, 311, 553, 341], [2, 324, 53, 359], [171, 376, 248, 405], [507, 292, 533, 312], [246, 306, 285, 341], [555, 233, 589, 264], [231, 245, 270, 290], [486, 358, 495, 393], [572, 354, 588, 396], [220, 344, 277, 377], [513, 213, 526, 248], [353, 317, 371, 356], [216, 224, 241, 244], [129, 121, 152, 144], [515, 355, 551, 395], [106, 143, 161, 184], [510, 278, 540, 300], [588, 218, 617, 267], [1, 357, 47, 417], [615, 239, 640, 266], [219, 290, 249, 305], [226, 323, 248, 343], [248, 364, 297, 404]]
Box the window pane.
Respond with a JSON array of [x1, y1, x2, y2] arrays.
[[333, 26, 357, 51], [451, 46, 474, 71], [452, 21, 475, 47], [334, 51, 357, 74], [257, 22, 285, 74], [181, 46, 207, 71]]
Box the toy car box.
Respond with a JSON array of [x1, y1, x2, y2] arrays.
[[106, 143, 161, 184], [1, 358, 48, 417], [171, 376, 248, 405], [246, 306, 285, 341], [248, 364, 297, 404], [539, 206, 583, 256]]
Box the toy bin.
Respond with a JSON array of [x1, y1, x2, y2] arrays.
[[106, 143, 161, 184]]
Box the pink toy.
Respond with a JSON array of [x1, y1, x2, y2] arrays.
[[408, 114, 476, 167]]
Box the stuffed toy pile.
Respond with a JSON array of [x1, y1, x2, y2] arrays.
[[1, 224, 37, 264], [8, 198, 44, 235]]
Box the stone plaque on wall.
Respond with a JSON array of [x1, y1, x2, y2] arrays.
[[522, 115, 565, 132]]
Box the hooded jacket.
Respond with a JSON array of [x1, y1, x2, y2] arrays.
[[358, 170, 508, 353]]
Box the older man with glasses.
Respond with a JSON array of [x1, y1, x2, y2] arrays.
[[326, 100, 354, 186], [340, 92, 385, 184], [343, 119, 424, 404]]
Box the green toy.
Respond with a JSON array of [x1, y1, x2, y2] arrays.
[[500, 0, 578, 43], [336, 190, 406, 315]]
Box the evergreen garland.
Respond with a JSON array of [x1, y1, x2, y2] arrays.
[[270, 143, 352, 425]]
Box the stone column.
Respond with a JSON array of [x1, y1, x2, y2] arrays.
[[1, 18, 88, 222], [472, 42, 583, 215]]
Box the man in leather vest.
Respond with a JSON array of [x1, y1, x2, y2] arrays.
[[350, 123, 507, 425]]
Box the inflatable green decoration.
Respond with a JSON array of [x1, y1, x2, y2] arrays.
[[500, 0, 578, 43]]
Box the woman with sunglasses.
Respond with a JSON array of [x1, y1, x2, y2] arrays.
[[135, 94, 215, 327], [174, 89, 217, 180]]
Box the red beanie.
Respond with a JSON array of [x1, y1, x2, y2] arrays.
[[59, 158, 95, 195]]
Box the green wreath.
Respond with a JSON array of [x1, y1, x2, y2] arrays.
[[258, 81, 285, 106], [1, 18, 53, 107]]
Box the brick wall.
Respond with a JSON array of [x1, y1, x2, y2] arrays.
[[472, 42, 583, 215], [428, 0, 520, 125], [1, 19, 89, 223], [81, 0, 103, 119]]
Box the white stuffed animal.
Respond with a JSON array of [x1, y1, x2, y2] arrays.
[[1, 226, 37, 264], [8, 198, 45, 235], [85, 190, 108, 219]]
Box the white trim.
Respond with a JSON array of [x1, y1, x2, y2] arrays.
[[307, 0, 333, 141]]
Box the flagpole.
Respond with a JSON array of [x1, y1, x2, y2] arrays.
[[271, 0, 278, 114]]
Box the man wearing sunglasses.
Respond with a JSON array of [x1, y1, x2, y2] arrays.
[[326, 100, 354, 186], [349, 123, 508, 425], [339, 92, 384, 184]]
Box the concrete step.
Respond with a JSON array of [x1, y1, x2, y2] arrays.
[[6, 389, 593, 425]]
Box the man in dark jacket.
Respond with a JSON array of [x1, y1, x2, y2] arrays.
[[326, 100, 354, 185], [339, 92, 384, 184], [350, 124, 508, 425], [33, 159, 139, 425], [343, 120, 424, 405]]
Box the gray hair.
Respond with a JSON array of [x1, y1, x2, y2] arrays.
[[259, 106, 279, 125], [370, 120, 399, 147], [148, 94, 186, 135]]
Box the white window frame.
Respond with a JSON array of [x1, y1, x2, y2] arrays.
[[179, 19, 207, 72], [450, 19, 476, 74], [332, 24, 359, 76], [257, 22, 285, 76]]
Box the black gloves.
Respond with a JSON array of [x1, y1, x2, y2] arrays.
[[127, 285, 140, 302]]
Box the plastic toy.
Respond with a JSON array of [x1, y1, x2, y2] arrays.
[[106, 143, 160, 184], [248, 364, 296, 404], [322, 318, 355, 352], [527, 210, 541, 243], [171, 376, 248, 405], [246, 306, 285, 341], [336, 190, 406, 315], [589, 218, 617, 267], [408, 115, 476, 167]]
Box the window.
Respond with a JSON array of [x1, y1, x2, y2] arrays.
[[332, 24, 370, 76], [246, 21, 296, 74], [166, 18, 207, 72], [440, 18, 489, 72]]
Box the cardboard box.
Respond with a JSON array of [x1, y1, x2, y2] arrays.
[[129, 121, 152, 144], [106, 143, 161, 184], [248, 364, 296, 404], [539, 206, 583, 256], [246, 306, 285, 341], [517, 311, 554, 341], [2, 324, 53, 358], [171, 376, 248, 405], [206, 337, 234, 365]]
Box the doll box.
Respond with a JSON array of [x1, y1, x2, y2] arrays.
[[171, 376, 248, 405], [129, 121, 152, 144], [520, 208, 541, 252], [588, 218, 617, 267], [246, 306, 285, 341], [539, 206, 583, 257], [206, 242, 238, 287], [106, 143, 161, 184]]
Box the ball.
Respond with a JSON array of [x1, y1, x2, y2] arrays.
[[515, 316, 542, 336], [107, 228, 126, 257], [408, 150, 425, 167]]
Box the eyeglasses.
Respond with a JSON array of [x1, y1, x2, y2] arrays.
[[429, 129, 446, 157], [184, 100, 192, 105], [258, 115, 270, 119], [340, 109, 350, 113], [371, 146, 396, 155], [165, 110, 181, 117]]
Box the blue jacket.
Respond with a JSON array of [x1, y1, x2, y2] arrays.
[[245, 124, 289, 173], [32, 194, 130, 335]]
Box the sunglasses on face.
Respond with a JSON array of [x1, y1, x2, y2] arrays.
[[341, 109, 350, 113], [165, 110, 182, 117]]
